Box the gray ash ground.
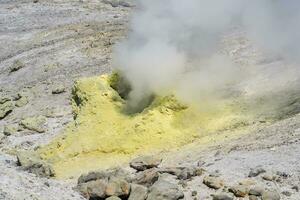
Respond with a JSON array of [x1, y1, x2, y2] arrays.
[[0, 0, 299, 200]]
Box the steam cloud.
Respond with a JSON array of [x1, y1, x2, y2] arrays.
[[113, 0, 300, 115]]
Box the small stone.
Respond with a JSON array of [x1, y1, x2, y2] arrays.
[[105, 177, 130, 197], [191, 191, 197, 196], [130, 155, 162, 171], [248, 167, 266, 177], [106, 196, 121, 200], [33, 0, 39, 3], [249, 195, 259, 200], [0, 96, 10, 104], [281, 191, 292, 197], [249, 185, 265, 196], [20, 116, 47, 133], [291, 185, 299, 192], [276, 171, 289, 178], [228, 185, 249, 197], [128, 184, 148, 200], [15, 96, 28, 107], [147, 178, 184, 200], [203, 176, 224, 189], [52, 84, 66, 94], [262, 173, 275, 181], [16, 151, 54, 177], [239, 179, 257, 186], [0, 100, 14, 119], [212, 192, 234, 200], [3, 124, 19, 136], [197, 160, 205, 167], [262, 190, 280, 200], [9, 60, 25, 73]]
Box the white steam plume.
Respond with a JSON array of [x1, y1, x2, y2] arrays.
[[113, 0, 300, 115]]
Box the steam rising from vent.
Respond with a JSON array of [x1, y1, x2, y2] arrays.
[[113, 0, 300, 114]]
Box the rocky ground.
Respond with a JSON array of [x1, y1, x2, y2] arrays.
[[0, 0, 299, 200]]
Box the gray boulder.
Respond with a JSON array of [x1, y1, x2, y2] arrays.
[[130, 155, 162, 171], [147, 178, 184, 200], [78, 179, 107, 199], [128, 184, 148, 200]]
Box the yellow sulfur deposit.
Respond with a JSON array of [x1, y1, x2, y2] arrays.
[[38, 75, 250, 179]]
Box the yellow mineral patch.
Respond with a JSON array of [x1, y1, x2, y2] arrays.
[[38, 75, 251, 179]]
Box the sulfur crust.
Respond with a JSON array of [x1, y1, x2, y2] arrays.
[[38, 75, 250, 179]]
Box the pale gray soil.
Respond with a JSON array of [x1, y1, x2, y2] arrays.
[[0, 0, 299, 200]]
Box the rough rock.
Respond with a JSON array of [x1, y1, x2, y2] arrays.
[[105, 177, 130, 197], [262, 172, 276, 181], [106, 196, 122, 200], [249, 185, 265, 196], [249, 195, 259, 200], [15, 96, 28, 107], [16, 151, 54, 177], [130, 155, 162, 171], [52, 84, 66, 94], [248, 167, 266, 177], [20, 116, 47, 133], [228, 185, 249, 197], [3, 124, 19, 136], [203, 176, 224, 189], [78, 170, 110, 184], [128, 184, 148, 200], [0, 100, 14, 119], [281, 191, 292, 197], [133, 168, 160, 186], [78, 179, 107, 199], [147, 178, 184, 200], [0, 96, 10, 104], [262, 190, 281, 200], [212, 192, 234, 200], [159, 166, 203, 180], [9, 60, 25, 73], [103, 0, 133, 8]]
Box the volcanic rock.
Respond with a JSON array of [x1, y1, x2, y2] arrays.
[[203, 176, 224, 189], [0, 100, 14, 119], [52, 84, 66, 94], [78, 170, 110, 184], [133, 168, 160, 186], [212, 192, 234, 200], [147, 178, 184, 200], [128, 184, 148, 200], [105, 177, 130, 197], [228, 185, 249, 197], [249, 195, 259, 200], [9, 60, 25, 73], [248, 167, 266, 177], [130, 155, 162, 171], [262, 190, 281, 200], [78, 179, 107, 199], [20, 115, 47, 133], [15, 96, 28, 107], [249, 185, 265, 196], [106, 196, 122, 200], [3, 124, 19, 136], [16, 151, 54, 177]]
